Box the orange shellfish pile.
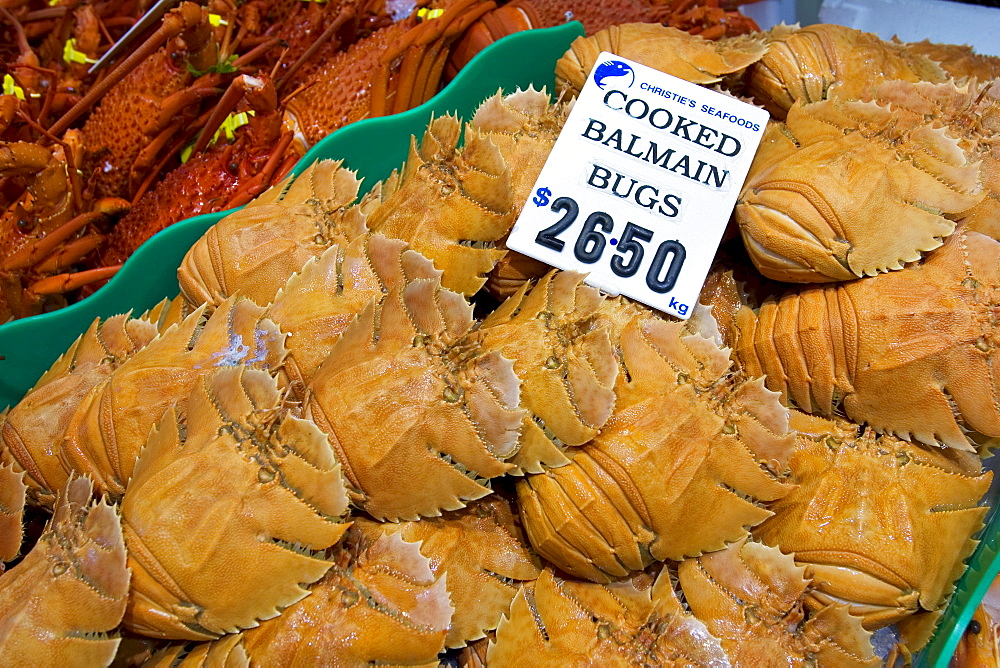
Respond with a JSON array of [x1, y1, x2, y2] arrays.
[[1, 20, 1000, 666]]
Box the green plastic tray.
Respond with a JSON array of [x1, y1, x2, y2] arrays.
[[0, 20, 991, 667]]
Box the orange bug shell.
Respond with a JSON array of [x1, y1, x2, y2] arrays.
[[120, 366, 350, 640], [177, 159, 369, 310], [517, 304, 795, 583], [0, 463, 26, 564], [62, 296, 287, 499], [143, 634, 249, 667], [457, 636, 490, 668], [354, 496, 543, 649], [903, 39, 1000, 82], [467, 88, 568, 204], [483, 251, 553, 304], [0, 299, 182, 506], [745, 23, 947, 120], [0, 476, 129, 666], [555, 22, 769, 96], [678, 537, 880, 667], [265, 234, 440, 399], [694, 254, 775, 348], [470, 87, 572, 300], [366, 114, 513, 297], [0, 313, 156, 504], [488, 567, 729, 666], [957, 147, 999, 244], [753, 411, 990, 649], [475, 270, 617, 474], [732, 228, 1000, 451], [736, 90, 983, 283], [863, 78, 1000, 242], [236, 527, 453, 666], [303, 272, 523, 521]]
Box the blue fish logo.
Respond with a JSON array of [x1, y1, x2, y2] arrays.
[[594, 60, 634, 90]]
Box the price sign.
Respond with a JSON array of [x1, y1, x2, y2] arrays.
[[507, 52, 769, 319]]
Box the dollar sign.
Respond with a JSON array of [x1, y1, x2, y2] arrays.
[[533, 186, 551, 207]]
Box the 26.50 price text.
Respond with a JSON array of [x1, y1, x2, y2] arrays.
[[531, 189, 687, 294]]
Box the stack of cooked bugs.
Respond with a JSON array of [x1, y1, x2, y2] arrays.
[[0, 0, 760, 322], [3, 18, 1000, 667]]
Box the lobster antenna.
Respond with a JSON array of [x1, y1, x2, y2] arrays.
[[275, 5, 356, 94], [86, 0, 181, 75], [270, 46, 291, 81]]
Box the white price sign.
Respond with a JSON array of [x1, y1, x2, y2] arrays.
[[507, 52, 769, 319]]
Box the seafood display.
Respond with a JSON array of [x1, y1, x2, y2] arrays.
[[754, 411, 990, 648], [517, 301, 795, 583], [0, 476, 129, 665], [743, 23, 948, 119], [2, 11, 1000, 668], [730, 228, 1000, 450], [302, 263, 523, 521], [0, 0, 763, 322], [354, 496, 542, 649], [471, 87, 572, 299], [736, 88, 982, 282], [235, 527, 454, 665], [122, 366, 351, 640], [474, 269, 618, 474], [677, 538, 881, 666], [489, 566, 734, 665]]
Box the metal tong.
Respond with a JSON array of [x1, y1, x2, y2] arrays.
[[88, 0, 182, 74]]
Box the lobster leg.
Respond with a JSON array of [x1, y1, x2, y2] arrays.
[[3, 261, 120, 319], [189, 74, 277, 157], [1, 210, 108, 272], [226, 131, 297, 208], [382, 0, 495, 116], [386, 22, 433, 116], [147, 85, 227, 137], [28, 265, 121, 296], [129, 124, 186, 197], [370, 20, 425, 118], [129, 124, 202, 205], [34, 234, 107, 273], [275, 5, 358, 93], [0, 141, 52, 176]]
